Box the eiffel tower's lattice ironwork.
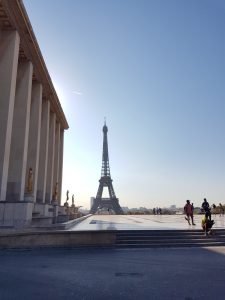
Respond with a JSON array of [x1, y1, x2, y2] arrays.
[[90, 122, 123, 214]]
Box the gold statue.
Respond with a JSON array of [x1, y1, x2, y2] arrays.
[[26, 167, 33, 193], [72, 194, 75, 207], [53, 182, 58, 201], [64, 190, 69, 207]]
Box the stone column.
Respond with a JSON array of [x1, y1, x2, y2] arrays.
[[52, 122, 60, 203], [45, 112, 56, 203], [0, 30, 20, 201], [36, 100, 50, 203], [58, 130, 64, 205], [26, 82, 42, 202], [6, 61, 33, 201]]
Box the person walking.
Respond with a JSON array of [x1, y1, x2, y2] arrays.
[[219, 203, 224, 216], [184, 200, 195, 225], [201, 198, 211, 221], [212, 204, 217, 216]]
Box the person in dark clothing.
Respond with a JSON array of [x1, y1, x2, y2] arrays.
[[202, 198, 211, 221]]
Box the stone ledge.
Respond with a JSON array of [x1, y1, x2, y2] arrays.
[[0, 230, 117, 249], [54, 214, 92, 230], [29, 214, 92, 230]]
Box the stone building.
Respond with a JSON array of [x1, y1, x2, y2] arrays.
[[0, 0, 69, 227]]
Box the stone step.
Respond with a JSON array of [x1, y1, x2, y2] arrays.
[[32, 211, 40, 216], [115, 229, 225, 248], [31, 216, 53, 227], [116, 237, 225, 244], [116, 234, 225, 240], [116, 229, 225, 235], [117, 232, 225, 237], [116, 241, 225, 248]]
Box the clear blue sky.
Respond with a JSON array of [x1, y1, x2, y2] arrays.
[[24, 0, 225, 209]]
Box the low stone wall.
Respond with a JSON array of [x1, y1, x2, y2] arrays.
[[0, 202, 33, 227], [0, 213, 115, 249], [0, 230, 117, 249], [54, 214, 92, 230]]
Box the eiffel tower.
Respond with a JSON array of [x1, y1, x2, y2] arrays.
[[90, 122, 124, 214]]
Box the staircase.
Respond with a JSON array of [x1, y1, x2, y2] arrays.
[[115, 229, 225, 248], [31, 211, 53, 227]]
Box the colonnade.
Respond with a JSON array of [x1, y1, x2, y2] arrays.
[[0, 0, 68, 226]]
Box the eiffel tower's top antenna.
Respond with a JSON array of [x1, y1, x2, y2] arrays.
[[103, 117, 107, 132]]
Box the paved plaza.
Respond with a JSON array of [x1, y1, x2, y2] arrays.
[[1, 246, 225, 300], [0, 215, 225, 299], [70, 214, 225, 231]]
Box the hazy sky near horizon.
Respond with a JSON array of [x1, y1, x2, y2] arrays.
[[24, 0, 225, 209]]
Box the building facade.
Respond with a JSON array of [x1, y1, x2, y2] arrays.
[[0, 0, 69, 227]]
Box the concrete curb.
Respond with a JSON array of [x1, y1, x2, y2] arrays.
[[51, 214, 92, 230], [0, 230, 117, 249]]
